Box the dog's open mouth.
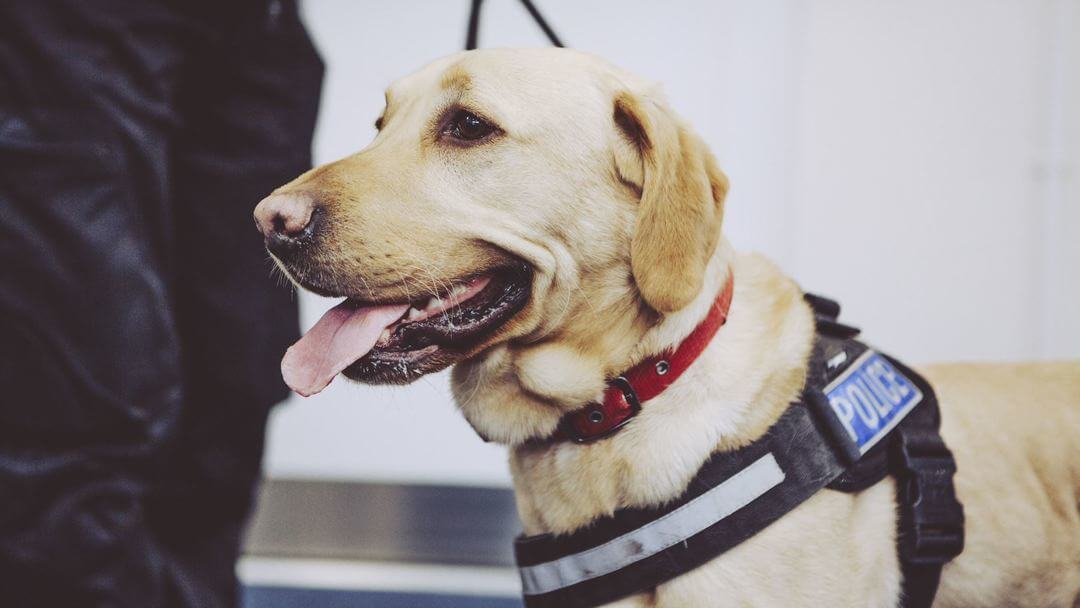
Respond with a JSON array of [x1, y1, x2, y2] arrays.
[[282, 265, 531, 393]]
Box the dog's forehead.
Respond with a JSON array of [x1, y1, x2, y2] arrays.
[[387, 49, 618, 113]]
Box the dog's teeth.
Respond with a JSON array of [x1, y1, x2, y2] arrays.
[[378, 328, 391, 344], [406, 306, 425, 321], [450, 283, 468, 298]]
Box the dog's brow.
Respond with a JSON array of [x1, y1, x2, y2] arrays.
[[440, 65, 472, 92]]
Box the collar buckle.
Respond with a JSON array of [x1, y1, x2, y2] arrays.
[[563, 377, 641, 444]]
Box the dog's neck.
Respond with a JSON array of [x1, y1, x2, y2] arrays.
[[497, 247, 817, 535]]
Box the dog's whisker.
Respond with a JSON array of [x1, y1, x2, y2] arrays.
[[391, 267, 415, 301], [355, 272, 376, 302]]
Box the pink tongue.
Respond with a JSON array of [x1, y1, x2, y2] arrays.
[[282, 301, 409, 397]]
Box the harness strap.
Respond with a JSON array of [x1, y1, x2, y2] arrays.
[[886, 365, 965, 608], [902, 566, 944, 608], [513, 297, 964, 608], [516, 399, 849, 608]]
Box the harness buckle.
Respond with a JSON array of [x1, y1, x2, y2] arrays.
[[894, 426, 965, 565]]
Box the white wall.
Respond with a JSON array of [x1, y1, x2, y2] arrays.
[[263, 0, 1079, 487]]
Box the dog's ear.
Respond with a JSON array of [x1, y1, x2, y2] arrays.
[[613, 90, 728, 314]]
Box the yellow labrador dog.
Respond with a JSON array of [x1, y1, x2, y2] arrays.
[[254, 49, 1080, 607]]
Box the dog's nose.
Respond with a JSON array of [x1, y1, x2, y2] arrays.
[[254, 193, 319, 256], [254, 193, 315, 238]]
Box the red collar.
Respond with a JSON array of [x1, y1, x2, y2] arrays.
[[556, 273, 735, 443]]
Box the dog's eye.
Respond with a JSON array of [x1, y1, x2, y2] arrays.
[[446, 110, 495, 141]]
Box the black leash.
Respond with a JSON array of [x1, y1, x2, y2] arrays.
[[465, 0, 565, 50]]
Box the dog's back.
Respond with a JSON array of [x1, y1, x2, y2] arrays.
[[926, 361, 1080, 606]]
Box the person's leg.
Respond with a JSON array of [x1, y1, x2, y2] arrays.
[[0, 1, 215, 605], [147, 0, 322, 604]]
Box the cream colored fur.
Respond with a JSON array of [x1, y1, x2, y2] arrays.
[[270, 48, 1080, 607]]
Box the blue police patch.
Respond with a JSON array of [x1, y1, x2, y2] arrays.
[[824, 351, 923, 454]]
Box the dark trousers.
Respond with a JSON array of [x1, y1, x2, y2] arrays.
[[0, 1, 322, 605]]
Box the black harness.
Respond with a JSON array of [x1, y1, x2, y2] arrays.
[[513, 295, 965, 608]]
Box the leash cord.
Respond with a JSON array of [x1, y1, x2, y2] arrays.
[[465, 0, 565, 50]]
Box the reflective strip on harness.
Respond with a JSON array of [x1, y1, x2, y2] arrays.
[[519, 453, 785, 596]]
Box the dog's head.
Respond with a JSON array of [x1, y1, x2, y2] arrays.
[[256, 49, 729, 437]]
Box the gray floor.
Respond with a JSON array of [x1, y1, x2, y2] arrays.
[[242, 587, 522, 608], [242, 479, 524, 607]]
